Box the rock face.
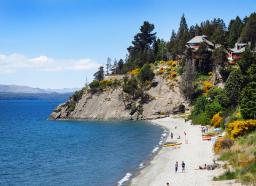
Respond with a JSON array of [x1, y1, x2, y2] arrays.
[[50, 76, 187, 120]]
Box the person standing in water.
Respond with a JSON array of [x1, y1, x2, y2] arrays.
[[171, 132, 173, 139], [175, 161, 178, 173], [182, 161, 185, 172]]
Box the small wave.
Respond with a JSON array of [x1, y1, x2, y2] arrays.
[[139, 163, 144, 168], [117, 172, 132, 186], [162, 133, 167, 137], [152, 146, 159, 153]]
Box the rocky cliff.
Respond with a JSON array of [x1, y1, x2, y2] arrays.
[[50, 75, 187, 120]]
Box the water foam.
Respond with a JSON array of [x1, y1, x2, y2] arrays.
[[117, 172, 132, 186], [152, 146, 159, 153]]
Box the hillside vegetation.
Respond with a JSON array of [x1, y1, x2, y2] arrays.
[[51, 12, 256, 184]]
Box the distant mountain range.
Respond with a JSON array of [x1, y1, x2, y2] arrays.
[[0, 84, 79, 100], [0, 84, 78, 94]]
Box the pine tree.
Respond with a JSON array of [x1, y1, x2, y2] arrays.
[[167, 30, 178, 59], [106, 57, 112, 75], [224, 69, 244, 106], [154, 38, 168, 61], [195, 43, 213, 74], [176, 14, 189, 54], [182, 48, 196, 100], [241, 13, 256, 48], [127, 21, 156, 67], [210, 18, 226, 44], [227, 16, 243, 47], [117, 59, 124, 74], [94, 66, 104, 81], [237, 48, 255, 74], [240, 82, 256, 119]]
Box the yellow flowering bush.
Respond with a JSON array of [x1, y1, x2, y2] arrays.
[[100, 79, 113, 87], [227, 120, 256, 139], [167, 60, 177, 67], [172, 60, 177, 67], [213, 139, 223, 154], [211, 112, 222, 128], [158, 67, 164, 75], [214, 138, 233, 154], [129, 68, 140, 76], [170, 71, 177, 78], [203, 81, 213, 93]]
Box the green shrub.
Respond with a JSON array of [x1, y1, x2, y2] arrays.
[[205, 100, 223, 118], [67, 101, 76, 112], [224, 69, 244, 106], [138, 63, 155, 82], [237, 48, 255, 74], [213, 170, 238, 181], [89, 80, 101, 93], [247, 64, 256, 81], [192, 112, 210, 125], [240, 82, 256, 119], [123, 77, 138, 98], [191, 93, 223, 125], [219, 151, 235, 161], [216, 90, 230, 107], [72, 90, 83, 102], [192, 96, 208, 115], [240, 163, 256, 184], [207, 87, 223, 100], [219, 65, 234, 82]]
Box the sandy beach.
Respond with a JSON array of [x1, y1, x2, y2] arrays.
[[129, 116, 239, 186]]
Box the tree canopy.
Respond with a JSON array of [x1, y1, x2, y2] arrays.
[[127, 21, 156, 68], [94, 66, 104, 81]]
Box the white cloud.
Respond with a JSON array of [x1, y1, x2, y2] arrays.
[[0, 53, 100, 74]]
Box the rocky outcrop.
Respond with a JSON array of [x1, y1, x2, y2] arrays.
[[50, 76, 187, 120]]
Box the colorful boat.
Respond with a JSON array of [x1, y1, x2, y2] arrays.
[[202, 136, 211, 140], [163, 142, 182, 147]]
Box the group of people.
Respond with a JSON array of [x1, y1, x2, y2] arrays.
[[175, 161, 185, 173], [165, 161, 186, 186], [166, 126, 187, 185]]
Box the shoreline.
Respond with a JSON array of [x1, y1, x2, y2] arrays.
[[127, 116, 227, 186], [117, 123, 169, 186]]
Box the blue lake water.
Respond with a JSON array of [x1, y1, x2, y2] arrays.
[[0, 99, 163, 186]]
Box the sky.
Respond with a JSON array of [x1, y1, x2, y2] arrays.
[[0, 0, 255, 89]]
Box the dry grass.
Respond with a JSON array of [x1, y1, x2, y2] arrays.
[[217, 132, 256, 185]]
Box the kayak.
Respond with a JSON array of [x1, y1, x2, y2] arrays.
[[202, 134, 214, 137], [163, 142, 182, 147], [202, 136, 211, 140]]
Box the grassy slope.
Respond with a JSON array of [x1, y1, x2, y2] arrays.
[[214, 131, 256, 184]]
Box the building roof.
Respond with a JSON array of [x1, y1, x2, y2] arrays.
[[229, 42, 247, 54], [230, 47, 246, 54], [187, 35, 214, 47]]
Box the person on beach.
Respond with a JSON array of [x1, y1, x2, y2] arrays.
[[184, 131, 188, 144], [198, 164, 207, 169], [182, 161, 185, 172], [171, 132, 173, 139], [175, 161, 178, 173], [166, 182, 170, 186]]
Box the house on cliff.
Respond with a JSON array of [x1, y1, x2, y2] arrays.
[[186, 35, 215, 51], [186, 35, 249, 65], [227, 42, 248, 64]]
